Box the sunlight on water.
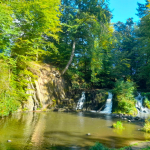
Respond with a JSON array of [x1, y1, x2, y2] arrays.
[[0, 112, 149, 150]]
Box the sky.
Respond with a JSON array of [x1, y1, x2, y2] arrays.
[[109, 0, 146, 23]]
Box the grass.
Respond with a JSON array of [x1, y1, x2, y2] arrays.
[[112, 121, 124, 130]]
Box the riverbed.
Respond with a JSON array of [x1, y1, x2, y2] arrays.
[[0, 111, 149, 150]]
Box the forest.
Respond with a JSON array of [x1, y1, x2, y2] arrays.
[[0, 0, 150, 116]]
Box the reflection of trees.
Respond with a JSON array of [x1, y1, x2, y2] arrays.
[[0, 112, 149, 149], [0, 112, 43, 149]]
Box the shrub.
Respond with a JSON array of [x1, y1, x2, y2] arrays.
[[22, 107, 29, 111], [90, 142, 109, 150], [143, 118, 150, 133], [142, 92, 150, 100], [0, 61, 20, 116], [144, 98, 150, 109], [112, 121, 124, 130], [113, 80, 137, 115], [0, 56, 37, 117]]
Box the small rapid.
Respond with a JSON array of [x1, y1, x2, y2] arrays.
[[100, 92, 113, 114], [135, 93, 150, 117], [76, 92, 85, 110], [136, 93, 146, 113]]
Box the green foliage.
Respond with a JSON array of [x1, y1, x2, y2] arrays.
[[52, 99, 57, 107], [91, 25, 114, 87], [134, 1, 150, 89], [142, 147, 150, 150], [90, 142, 150, 150], [42, 108, 47, 112], [112, 121, 124, 130], [22, 107, 29, 112], [0, 0, 61, 61], [144, 98, 150, 109], [0, 0, 62, 116], [143, 118, 150, 133], [0, 60, 19, 116], [46, 0, 113, 88], [90, 142, 110, 150], [113, 80, 137, 115], [112, 18, 136, 79], [0, 55, 39, 116], [142, 92, 150, 100]]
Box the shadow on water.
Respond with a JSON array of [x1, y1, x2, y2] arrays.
[[43, 130, 144, 148], [66, 111, 145, 127], [0, 111, 148, 150], [68, 111, 113, 120]]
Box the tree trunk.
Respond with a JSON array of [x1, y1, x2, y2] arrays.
[[61, 40, 76, 75]]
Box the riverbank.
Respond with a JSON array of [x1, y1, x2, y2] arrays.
[[128, 141, 150, 150], [91, 141, 150, 150]]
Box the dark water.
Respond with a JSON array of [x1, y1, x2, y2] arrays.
[[0, 111, 149, 150]]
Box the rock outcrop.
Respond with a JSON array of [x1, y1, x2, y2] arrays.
[[23, 63, 67, 111]]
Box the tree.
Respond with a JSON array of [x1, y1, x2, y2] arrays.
[[47, 0, 113, 88], [135, 0, 150, 89], [112, 18, 137, 80], [0, 0, 61, 60], [0, 0, 62, 116], [91, 23, 114, 87]]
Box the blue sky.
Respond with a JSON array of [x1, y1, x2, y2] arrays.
[[109, 0, 146, 23]]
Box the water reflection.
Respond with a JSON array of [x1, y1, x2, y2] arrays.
[[31, 113, 46, 147], [105, 115, 112, 127], [78, 112, 84, 128], [0, 112, 149, 150]]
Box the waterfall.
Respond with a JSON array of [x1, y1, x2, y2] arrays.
[[100, 92, 113, 114], [76, 92, 85, 110], [135, 93, 150, 118], [135, 93, 148, 113]]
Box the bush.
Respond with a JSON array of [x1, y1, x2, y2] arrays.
[[0, 56, 36, 117], [141, 92, 150, 100], [0, 61, 20, 116], [143, 118, 150, 133], [112, 121, 124, 130], [90, 142, 109, 150], [113, 80, 137, 115], [144, 98, 150, 109]]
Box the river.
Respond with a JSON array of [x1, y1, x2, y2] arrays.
[[0, 111, 149, 150]]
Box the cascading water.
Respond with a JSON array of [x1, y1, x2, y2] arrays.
[[76, 92, 85, 110], [100, 92, 113, 114], [135, 93, 150, 118], [135, 93, 149, 113]]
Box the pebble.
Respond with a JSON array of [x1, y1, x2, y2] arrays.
[[7, 140, 12, 142]]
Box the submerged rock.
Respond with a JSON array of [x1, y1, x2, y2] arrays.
[[135, 116, 140, 120], [86, 133, 91, 136]]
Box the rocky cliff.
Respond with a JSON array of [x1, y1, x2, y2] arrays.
[[23, 62, 67, 111]]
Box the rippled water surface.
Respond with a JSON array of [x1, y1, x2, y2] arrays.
[[0, 111, 149, 150]]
